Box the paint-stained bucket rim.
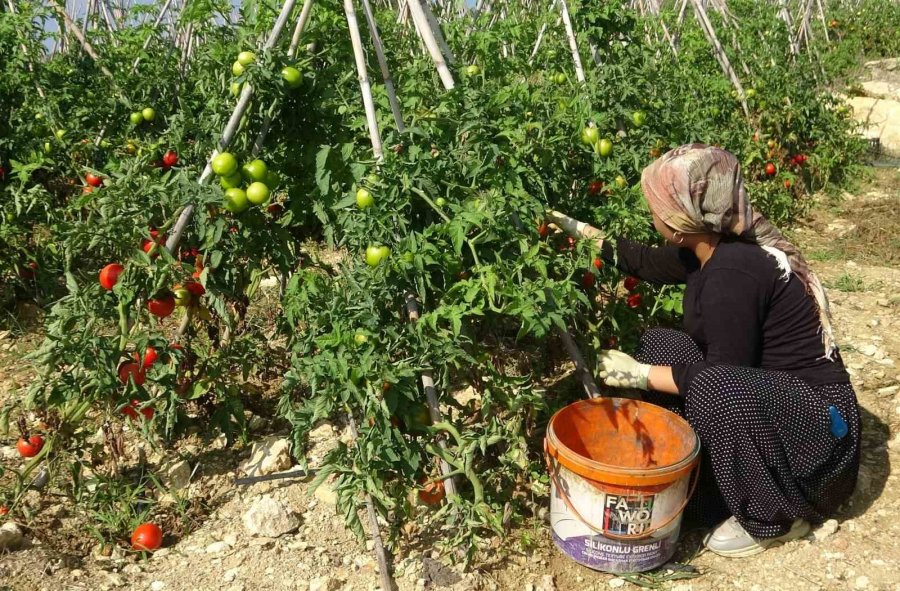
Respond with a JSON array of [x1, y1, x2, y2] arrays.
[[546, 398, 700, 487]]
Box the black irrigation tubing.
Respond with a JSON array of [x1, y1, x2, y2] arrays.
[[234, 468, 318, 486]]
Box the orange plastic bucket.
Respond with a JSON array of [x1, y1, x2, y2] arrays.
[[545, 398, 700, 573]]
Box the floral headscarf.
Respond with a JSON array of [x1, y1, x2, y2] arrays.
[[641, 143, 837, 359]]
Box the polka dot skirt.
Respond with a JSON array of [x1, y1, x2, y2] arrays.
[[633, 328, 860, 538]]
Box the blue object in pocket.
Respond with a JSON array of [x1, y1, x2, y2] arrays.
[[829, 405, 848, 439]]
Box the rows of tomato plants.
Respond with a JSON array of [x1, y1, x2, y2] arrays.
[[0, 0, 877, 561]]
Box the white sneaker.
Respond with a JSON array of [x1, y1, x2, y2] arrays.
[[703, 516, 810, 558]]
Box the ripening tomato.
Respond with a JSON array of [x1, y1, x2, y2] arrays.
[[538, 222, 549, 238], [162, 150, 178, 168], [148, 294, 176, 318], [99, 263, 124, 290], [131, 523, 163, 551], [418, 480, 446, 506], [172, 287, 192, 307], [0, 506, 9, 516], [784, 179, 793, 189], [581, 271, 596, 289], [118, 362, 147, 386], [85, 172, 103, 187], [82, 185, 94, 194], [185, 282, 206, 298], [588, 181, 605, 196], [17, 435, 44, 458], [593, 258, 603, 271], [605, 336, 619, 349], [623, 276, 641, 292], [765, 162, 777, 176], [626, 293, 643, 309]]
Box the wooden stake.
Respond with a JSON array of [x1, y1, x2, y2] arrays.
[[420, 0, 455, 64], [344, 0, 385, 160], [359, 0, 406, 132], [688, 0, 750, 118], [407, 0, 455, 89], [404, 295, 458, 496], [558, 0, 586, 83]]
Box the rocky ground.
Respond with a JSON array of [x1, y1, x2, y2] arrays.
[[0, 171, 898, 591]]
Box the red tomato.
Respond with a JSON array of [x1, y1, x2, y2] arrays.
[[623, 276, 640, 292], [99, 263, 124, 290], [85, 172, 103, 187], [266, 202, 284, 215], [537, 222, 549, 238], [418, 480, 446, 506], [0, 506, 9, 516], [162, 150, 178, 168], [185, 281, 206, 298], [131, 523, 163, 551], [17, 435, 44, 457], [605, 336, 619, 349], [784, 179, 793, 189], [142, 347, 158, 368], [147, 294, 175, 318], [587, 181, 605, 196], [765, 162, 777, 176], [18, 261, 37, 280], [592, 257, 603, 271], [626, 293, 643, 309], [580, 271, 595, 289], [123, 399, 154, 420], [118, 362, 147, 386]]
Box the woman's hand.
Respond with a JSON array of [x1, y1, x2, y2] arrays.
[[597, 350, 651, 390]]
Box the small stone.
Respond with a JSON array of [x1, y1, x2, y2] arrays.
[[71, 569, 84, 578], [240, 437, 293, 477], [122, 564, 142, 575], [877, 385, 899, 396], [855, 575, 869, 589], [309, 576, 341, 591], [159, 459, 192, 491], [608, 579, 626, 588], [243, 495, 299, 537], [538, 574, 556, 591], [150, 582, 166, 591], [223, 568, 239, 583], [366, 540, 375, 551], [858, 344, 879, 357], [313, 479, 338, 506], [0, 522, 24, 551], [104, 573, 125, 587], [206, 541, 232, 554], [814, 519, 839, 541], [876, 299, 890, 307]]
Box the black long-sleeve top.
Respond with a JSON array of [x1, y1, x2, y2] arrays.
[[601, 237, 850, 394]]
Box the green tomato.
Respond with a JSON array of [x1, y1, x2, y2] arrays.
[[142, 107, 155, 122], [246, 182, 270, 205], [581, 126, 599, 146], [232, 61, 245, 77], [220, 172, 243, 189], [5, 212, 15, 223], [354, 333, 368, 345], [129, 112, 143, 125], [554, 73, 567, 84], [230, 82, 241, 97], [173, 287, 192, 307], [632, 110, 647, 127], [237, 51, 256, 66], [435, 197, 446, 207], [615, 175, 627, 189], [746, 88, 757, 99], [241, 159, 268, 182], [224, 188, 249, 213], [356, 188, 374, 209], [281, 66, 302, 88], [465, 64, 480, 76], [211, 152, 239, 177], [365, 245, 389, 267], [598, 138, 613, 157], [43, 142, 52, 153], [55, 129, 66, 140]]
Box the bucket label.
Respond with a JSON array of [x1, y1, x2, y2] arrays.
[[603, 494, 654, 535]]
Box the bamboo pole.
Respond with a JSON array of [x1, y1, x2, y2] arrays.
[[344, 0, 385, 160], [130, 0, 176, 74], [558, 0, 586, 83], [420, 0, 455, 64], [815, 0, 830, 44], [404, 295, 458, 496], [359, 0, 406, 133], [688, 0, 750, 118], [289, 0, 316, 55], [50, 0, 116, 81], [164, 0, 299, 254], [407, 0, 455, 89]]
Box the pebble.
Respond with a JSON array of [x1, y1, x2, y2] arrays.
[[814, 519, 840, 541], [877, 385, 899, 396], [608, 579, 626, 588], [858, 344, 879, 357], [206, 541, 232, 554], [309, 576, 341, 591], [0, 522, 24, 551], [855, 575, 870, 589], [150, 582, 166, 591], [242, 495, 300, 537]]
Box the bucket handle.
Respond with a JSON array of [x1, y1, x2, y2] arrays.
[[544, 440, 700, 542]]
